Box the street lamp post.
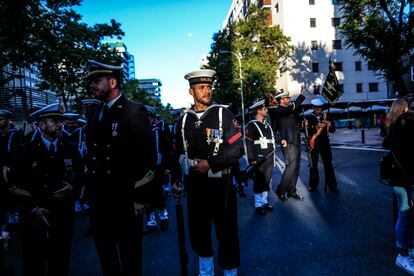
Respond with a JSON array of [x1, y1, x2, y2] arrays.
[[219, 50, 248, 162], [219, 50, 246, 135]]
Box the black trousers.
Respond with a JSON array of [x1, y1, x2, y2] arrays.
[[253, 158, 274, 194], [21, 210, 73, 276], [153, 166, 167, 210], [309, 142, 338, 190], [186, 172, 240, 269], [277, 144, 301, 195], [92, 206, 144, 276]]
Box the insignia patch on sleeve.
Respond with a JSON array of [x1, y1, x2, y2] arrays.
[[232, 119, 240, 128], [228, 132, 242, 144]]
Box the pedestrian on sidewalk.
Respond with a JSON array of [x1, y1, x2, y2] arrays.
[[268, 87, 306, 202], [383, 97, 414, 275], [245, 99, 275, 215], [172, 69, 244, 276], [304, 98, 339, 193]]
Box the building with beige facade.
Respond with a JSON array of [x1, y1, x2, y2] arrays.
[[223, 0, 389, 103]]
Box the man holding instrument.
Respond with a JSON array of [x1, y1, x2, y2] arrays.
[[305, 98, 339, 193]]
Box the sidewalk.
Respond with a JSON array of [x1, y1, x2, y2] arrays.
[[329, 127, 384, 146]]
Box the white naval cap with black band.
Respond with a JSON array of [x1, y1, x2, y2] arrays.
[[184, 69, 216, 86]]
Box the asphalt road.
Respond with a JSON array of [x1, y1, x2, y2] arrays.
[[6, 145, 406, 275]]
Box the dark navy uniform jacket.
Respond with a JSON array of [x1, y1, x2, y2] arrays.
[[11, 135, 82, 213], [172, 104, 244, 181], [245, 119, 275, 164], [153, 120, 172, 170], [85, 95, 157, 206], [305, 112, 336, 146], [0, 127, 22, 168], [269, 94, 305, 145]]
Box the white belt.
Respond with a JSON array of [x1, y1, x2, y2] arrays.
[[253, 139, 274, 144], [179, 154, 230, 178]]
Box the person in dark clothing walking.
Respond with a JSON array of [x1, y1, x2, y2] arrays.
[[305, 98, 339, 193], [268, 88, 306, 202], [11, 103, 82, 276], [84, 60, 157, 276], [172, 69, 244, 276], [245, 99, 275, 214], [145, 106, 170, 233], [383, 97, 414, 275]]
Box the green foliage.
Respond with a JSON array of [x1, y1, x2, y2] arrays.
[[339, 0, 414, 95], [0, 0, 124, 106], [208, 4, 292, 112]]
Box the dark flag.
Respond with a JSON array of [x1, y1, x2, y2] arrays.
[[322, 58, 342, 104]]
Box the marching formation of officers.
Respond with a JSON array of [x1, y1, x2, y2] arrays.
[[0, 61, 340, 276]]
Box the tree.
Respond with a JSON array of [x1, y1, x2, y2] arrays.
[[0, 0, 124, 106], [339, 0, 414, 95], [208, 4, 292, 112], [123, 79, 173, 123]]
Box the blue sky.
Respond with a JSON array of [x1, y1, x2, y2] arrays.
[[76, 0, 233, 108]]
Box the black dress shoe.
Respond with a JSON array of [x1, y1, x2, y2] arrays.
[[255, 207, 266, 215], [288, 193, 304, 201], [144, 225, 157, 235], [307, 187, 317, 192], [329, 188, 340, 194], [275, 191, 289, 202], [263, 203, 273, 212], [160, 219, 169, 231]]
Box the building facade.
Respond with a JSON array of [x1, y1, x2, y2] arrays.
[[223, 0, 389, 103], [106, 40, 136, 80], [0, 65, 58, 122], [138, 78, 162, 100]]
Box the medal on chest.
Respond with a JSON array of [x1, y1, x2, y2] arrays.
[[112, 122, 118, 137], [205, 128, 223, 145]]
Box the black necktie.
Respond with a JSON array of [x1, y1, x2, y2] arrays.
[[101, 105, 109, 121], [49, 144, 55, 156]]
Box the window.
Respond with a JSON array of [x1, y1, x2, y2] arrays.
[[312, 63, 319, 72], [310, 18, 316, 28], [243, 1, 248, 16], [355, 61, 362, 71], [311, 40, 318, 50], [309, 0, 315, 4], [332, 18, 340, 27], [369, 82, 379, 92], [333, 62, 343, 71], [313, 84, 320, 95], [333, 40, 342, 49], [356, 83, 363, 93]]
